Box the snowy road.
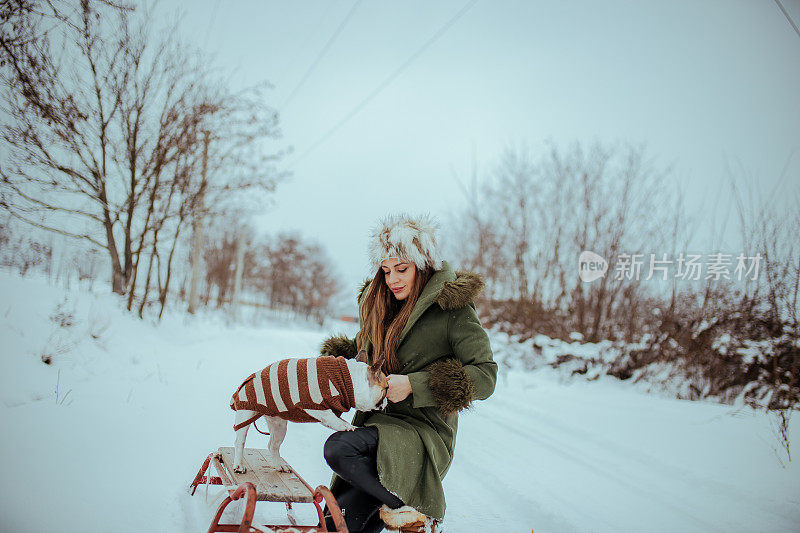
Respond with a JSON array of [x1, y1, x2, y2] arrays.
[[446, 373, 799, 532], [1, 272, 798, 532]]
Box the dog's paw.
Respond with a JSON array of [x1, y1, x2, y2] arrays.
[[264, 452, 291, 473], [233, 464, 247, 474]]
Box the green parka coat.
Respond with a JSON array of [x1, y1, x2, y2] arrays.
[[320, 260, 498, 520]]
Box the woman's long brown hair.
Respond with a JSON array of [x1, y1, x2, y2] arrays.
[[356, 263, 434, 374]]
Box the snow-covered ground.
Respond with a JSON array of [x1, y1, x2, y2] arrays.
[[0, 270, 798, 532]]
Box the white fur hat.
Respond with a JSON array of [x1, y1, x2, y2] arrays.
[[368, 212, 444, 272]]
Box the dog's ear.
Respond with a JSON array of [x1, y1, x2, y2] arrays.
[[367, 363, 388, 387], [355, 349, 369, 365]]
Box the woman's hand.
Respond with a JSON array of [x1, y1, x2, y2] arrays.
[[386, 374, 412, 403]]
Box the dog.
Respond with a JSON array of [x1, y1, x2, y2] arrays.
[[230, 351, 388, 474]]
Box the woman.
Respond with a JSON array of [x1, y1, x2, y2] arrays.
[[319, 213, 498, 533]]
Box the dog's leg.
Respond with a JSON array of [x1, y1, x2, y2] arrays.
[[233, 410, 257, 474], [304, 409, 356, 432], [265, 417, 291, 473]]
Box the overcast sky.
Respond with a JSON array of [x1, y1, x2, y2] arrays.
[[157, 0, 800, 310]]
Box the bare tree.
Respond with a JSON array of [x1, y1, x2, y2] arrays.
[[447, 148, 504, 300], [0, 1, 287, 315], [0, 0, 132, 117], [246, 232, 338, 321], [491, 146, 538, 301], [0, 1, 190, 294], [450, 141, 669, 341], [728, 165, 800, 410], [1, 1, 130, 291]]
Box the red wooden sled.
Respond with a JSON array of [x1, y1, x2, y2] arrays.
[[189, 447, 347, 533]]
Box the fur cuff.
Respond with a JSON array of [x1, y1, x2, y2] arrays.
[[320, 335, 358, 358], [428, 358, 474, 416]]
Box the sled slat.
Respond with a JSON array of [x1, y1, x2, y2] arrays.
[[242, 448, 296, 502], [217, 447, 312, 503], [252, 448, 309, 498]]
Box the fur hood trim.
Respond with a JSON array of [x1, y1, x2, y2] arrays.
[[357, 269, 485, 310], [434, 270, 485, 310], [357, 278, 371, 304]]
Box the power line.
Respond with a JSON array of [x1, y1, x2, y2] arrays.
[[773, 0, 800, 40], [293, 1, 342, 72], [280, 0, 364, 112], [288, 0, 481, 169]]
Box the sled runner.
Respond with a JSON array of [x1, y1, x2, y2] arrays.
[[189, 447, 347, 533]]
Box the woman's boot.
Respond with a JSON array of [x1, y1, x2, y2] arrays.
[[378, 504, 441, 532]]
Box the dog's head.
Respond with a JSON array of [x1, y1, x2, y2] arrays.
[[349, 350, 389, 411]]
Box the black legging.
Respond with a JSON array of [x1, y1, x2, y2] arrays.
[[322, 426, 404, 533]]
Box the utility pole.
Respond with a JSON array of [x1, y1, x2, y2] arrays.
[[188, 131, 209, 314]]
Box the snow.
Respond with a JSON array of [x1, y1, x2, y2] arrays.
[[712, 333, 732, 355], [1, 269, 798, 532]]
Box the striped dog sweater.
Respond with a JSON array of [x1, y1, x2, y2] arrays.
[[230, 356, 356, 430]]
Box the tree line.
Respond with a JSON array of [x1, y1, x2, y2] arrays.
[[197, 219, 339, 324], [449, 142, 799, 412]]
